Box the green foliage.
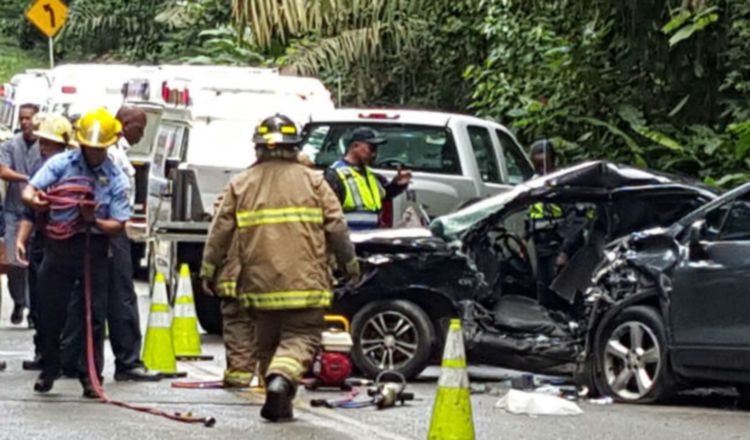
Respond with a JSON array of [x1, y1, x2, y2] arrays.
[[465, 0, 750, 187], [0, 36, 46, 83]]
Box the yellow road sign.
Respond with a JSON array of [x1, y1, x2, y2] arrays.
[[25, 0, 69, 38]]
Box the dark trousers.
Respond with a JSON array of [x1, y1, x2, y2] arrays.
[[61, 234, 143, 373], [38, 234, 109, 381], [28, 233, 45, 357]]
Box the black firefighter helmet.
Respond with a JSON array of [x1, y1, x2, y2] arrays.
[[252, 114, 302, 148]]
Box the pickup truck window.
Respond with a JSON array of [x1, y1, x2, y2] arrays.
[[301, 123, 461, 175], [495, 129, 533, 184], [467, 126, 501, 183]]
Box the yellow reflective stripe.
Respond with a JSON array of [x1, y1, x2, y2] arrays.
[[336, 167, 383, 211], [280, 125, 297, 134], [269, 356, 306, 376], [236, 207, 323, 227], [150, 304, 169, 313], [529, 202, 563, 219], [217, 281, 237, 297], [238, 290, 332, 310], [175, 296, 194, 304], [200, 261, 216, 279], [442, 359, 467, 369]]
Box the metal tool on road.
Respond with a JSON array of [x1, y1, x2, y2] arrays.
[[368, 370, 414, 410]]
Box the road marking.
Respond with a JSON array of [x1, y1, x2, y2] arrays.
[[177, 361, 224, 380], [298, 405, 414, 440]]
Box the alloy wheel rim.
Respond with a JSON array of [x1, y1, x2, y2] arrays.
[[360, 311, 419, 371], [603, 321, 661, 400]]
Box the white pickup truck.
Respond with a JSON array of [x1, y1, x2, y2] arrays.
[[159, 107, 534, 333], [301, 109, 535, 222]]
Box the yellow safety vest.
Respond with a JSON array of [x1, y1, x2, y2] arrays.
[[335, 165, 385, 230]]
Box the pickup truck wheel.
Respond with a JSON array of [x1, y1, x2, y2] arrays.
[[594, 305, 675, 403], [350, 300, 434, 380], [191, 274, 223, 335]]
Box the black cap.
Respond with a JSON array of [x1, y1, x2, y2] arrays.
[[348, 127, 386, 147]]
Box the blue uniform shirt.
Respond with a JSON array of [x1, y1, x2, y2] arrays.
[[0, 134, 40, 214], [29, 149, 131, 224]]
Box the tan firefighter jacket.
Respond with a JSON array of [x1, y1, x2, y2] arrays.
[[200, 159, 355, 310]]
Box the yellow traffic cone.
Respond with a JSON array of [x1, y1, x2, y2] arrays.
[[428, 319, 475, 440], [142, 273, 186, 378], [172, 264, 213, 360]]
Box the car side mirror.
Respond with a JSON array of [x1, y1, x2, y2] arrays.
[[688, 220, 706, 260]]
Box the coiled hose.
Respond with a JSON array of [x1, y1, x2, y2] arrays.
[[41, 177, 216, 427]]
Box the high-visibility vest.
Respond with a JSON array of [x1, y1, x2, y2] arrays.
[[333, 161, 385, 230], [528, 202, 565, 232]]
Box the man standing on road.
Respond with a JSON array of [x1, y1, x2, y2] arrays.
[[15, 113, 76, 371], [58, 107, 160, 382], [23, 108, 131, 397], [0, 103, 40, 326], [200, 114, 359, 421], [324, 127, 412, 230]]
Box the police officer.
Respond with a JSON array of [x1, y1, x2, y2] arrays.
[[16, 113, 76, 371], [201, 114, 359, 421], [526, 139, 590, 309], [58, 106, 160, 382], [0, 103, 40, 326], [23, 108, 131, 397], [323, 127, 411, 230]]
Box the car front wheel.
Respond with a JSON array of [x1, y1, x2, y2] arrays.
[[350, 300, 435, 380], [594, 305, 675, 403]]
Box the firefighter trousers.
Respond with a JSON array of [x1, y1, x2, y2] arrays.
[[255, 308, 324, 382], [221, 298, 257, 386]]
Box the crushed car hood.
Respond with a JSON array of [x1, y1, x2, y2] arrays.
[[430, 161, 717, 241]]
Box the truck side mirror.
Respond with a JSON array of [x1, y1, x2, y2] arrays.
[[164, 157, 180, 179], [688, 220, 706, 260]]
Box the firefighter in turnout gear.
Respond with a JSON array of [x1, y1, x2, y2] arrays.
[[203, 191, 258, 388], [525, 140, 592, 310], [323, 127, 411, 230], [200, 114, 359, 422]]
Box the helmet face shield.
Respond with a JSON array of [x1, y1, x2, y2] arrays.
[[75, 108, 122, 148]]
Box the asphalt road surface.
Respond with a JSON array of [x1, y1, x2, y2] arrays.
[[1, 281, 749, 440]]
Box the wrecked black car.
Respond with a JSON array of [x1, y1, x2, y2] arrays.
[[332, 161, 718, 382], [586, 180, 750, 403]]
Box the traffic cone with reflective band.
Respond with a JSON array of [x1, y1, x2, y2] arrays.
[[172, 264, 213, 361], [428, 319, 474, 440], [142, 273, 186, 378]]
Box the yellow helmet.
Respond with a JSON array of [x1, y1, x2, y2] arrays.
[[75, 108, 122, 148], [33, 113, 75, 146]]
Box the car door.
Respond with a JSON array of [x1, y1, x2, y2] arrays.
[[464, 124, 513, 197], [670, 192, 750, 371]]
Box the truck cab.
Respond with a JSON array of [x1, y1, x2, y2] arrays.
[[300, 109, 534, 223]]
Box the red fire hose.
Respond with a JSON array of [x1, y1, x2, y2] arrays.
[[42, 178, 215, 427]]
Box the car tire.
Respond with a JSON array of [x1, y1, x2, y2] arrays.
[[737, 385, 750, 406], [350, 300, 435, 380], [594, 305, 676, 403]]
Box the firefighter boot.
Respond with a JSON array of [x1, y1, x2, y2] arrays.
[[261, 375, 296, 422]]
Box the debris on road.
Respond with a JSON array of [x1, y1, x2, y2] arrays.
[[496, 389, 583, 416]]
